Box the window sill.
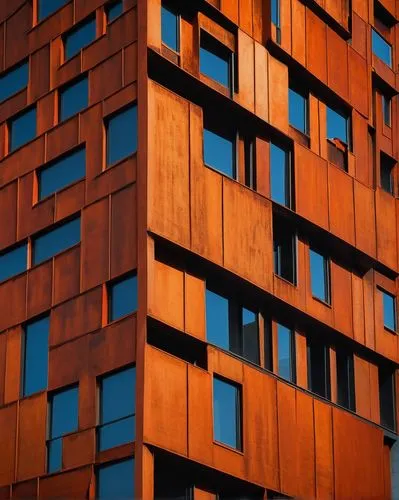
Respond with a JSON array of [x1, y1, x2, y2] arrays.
[[34, 177, 85, 207], [204, 162, 235, 182], [106, 310, 137, 328], [383, 325, 397, 335], [311, 295, 332, 309], [96, 441, 135, 465], [31, 242, 81, 271], [100, 151, 137, 177], [213, 440, 244, 456], [274, 273, 297, 288]]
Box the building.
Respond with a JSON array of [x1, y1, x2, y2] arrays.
[[0, 0, 398, 497]]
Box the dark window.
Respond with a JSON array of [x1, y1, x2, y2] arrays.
[[106, 0, 123, 23], [59, 76, 89, 122], [0, 60, 29, 104], [203, 127, 235, 179], [308, 339, 330, 399], [336, 351, 355, 411], [200, 32, 233, 91], [271, 0, 280, 27], [382, 289, 396, 332], [47, 385, 79, 473], [0, 243, 27, 283], [372, 28, 392, 67], [108, 274, 138, 322], [97, 458, 135, 499], [327, 106, 348, 145], [98, 366, 136, 451], [310, 248, 330, 304], [32, 217, 81, 266], [161, 2, 180, 52], [9, 107, 36, 152], [277, 323, 296, 383], [273, 226, 296, 284], [380, 152, 395, 195], [379, 366, 396, 431], [213, 377, 242, 450], [38, 0, 69, 21], [106, 105, 138, 166], [244, 137, 256, 189], [38, 147, 86, 199], [23, 315, 49, 397], [289, 86, 308, 134], [64, 16, 96, 60], [382, 94, 391, 126], [270, 143, 291, 208]]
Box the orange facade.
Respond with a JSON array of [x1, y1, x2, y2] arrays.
[[0, 0, 399, 498]]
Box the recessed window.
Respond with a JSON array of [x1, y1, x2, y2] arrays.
[[326, 106, 349, 145], [32, 217, 81, 266], [161, 1, 180, 52], [47, 385, 79, 473], [108, 274, 138, 322], [380, 152, 395, 195], [22, 315, 49, 397], [200, 32, 233, 91], [381, 289, 396, 332], [0, 243, 27, 283], [372, 28, 392, 67], [38, 147, 86, 200], [273, 224, 296, 284], [98, 366, 136, 451], [277, 323, 296, 383], [9, 107, 37, 153], [307, 338, 330, 400], [0, 60, 29, 104], [106, 105, 138, 166], [379, 366, 396, 431], [97, 458, 135, 499], [382, 94, 391, 126], [64, 16, 96, 60], [59, 76, 89, 122], [38, 0, 69, 21], [309, 248, 330, 304], [336, 350, 355, 411], [289, 86, 308, 134], [203, 126, 235, 179], [213, 377, 242, 450], [271, 0, 280, 27], [106, 0, 123, 23], [270, 142, 291, 208]]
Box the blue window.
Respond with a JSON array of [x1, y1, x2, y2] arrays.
[[203, 127, 235, 178], [289, 87, 308, 134], [39, 147, 86, 200], [38, 0, 69, 21], [97, 458, 135, 499], [98, 366, 136, 451], [64, 17, 96, 60], [23, 315, 49, 397], [106, 0, 123, 23], [0, 243, 27, 283], [161, 2, 180, 52], [47, 385, 79, 473], [0, 60, 29, 104], [59, 76, 89, 122], [9, 107, 36, 152], [206, 289, 229, 350], [372, 29, 392, 67], [271, 0, 280, 27], [382, 290, 396, 332], [270, 143, 291, 208], [109, 274, 138, 322], [32, 217, 81, 266], [310, 248, 330, 304], [277, 323, 295, 382], [213, 377, 241, 450], [106, 105, 138, 166], [327, 106, 348, 145], [200, 32, 232, 90]]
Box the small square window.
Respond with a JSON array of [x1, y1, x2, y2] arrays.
[[203, 126, 235, 178], [106, 105, 138, 166], [380, 152, 395, 195], [64, 16, 96, 60], [382, 94, 391, 126], [161, 2, 180, 52], [213, 377, 242, 450], [289, 86, 308, 134], [270, 142, 292, 208], [0, 59, 29, 104], [106, 0, 123, 23], [38, 0, 69, 21], [0, 242, 27, 283], [108, 274, 138, 322], [23, 315, 49, 397], [97, 458, 135, 499], [381, 289, 396, 332], [277, 323, 296, 383], [59, 76, 88, 122], [273, 224, 296, 284], [9, 107, 36, 152], [200, 32, 233, 91], [372, 28, 392, 67], [310, 248, 330, 304]]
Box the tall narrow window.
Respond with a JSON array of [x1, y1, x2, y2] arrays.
[[203, 126, 235, 179], [270, 143, 291, 208], [106, 0, 123, 23], [381, 289, 396, 332], [382, 94, 391, 126], [97, 458, 135, 499], [289, 86, 308, 134], [59, 76, 88, 122], [64, 16, 96, 60], [23, 315, 49, 397], [38, 0, 69, 21], [271, 0, 280, 27], [0, 60, 29, 104], [9, 107, 36, 152], [108, 274, 138, 322], [273, 225, 296, 284], [213, 377, 242, 450], [0, 243, 27, 283], [309, 248, 330, 304], [161, 1, 180, 52], [200, 32, 233, 92], [106, 105, 138, 166], [380, 152, 395, 195], [308, 339, 330, 399], [206, 289, 229, 350], [336, 351, 355, 411], [277, 323, 296, 383], [379, 366, 396, 431], [372, 28, 392, 67]]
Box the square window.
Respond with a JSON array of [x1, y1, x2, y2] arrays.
[[200, 32, 233, 91], [0, 243, 27, 283], [270, 142, 291, 208], [289, 86, 308, 134], [38, 0, 69, 21], [108, 274, 138, 322], [203, 127, 235, 178], [307, 339, 330, 399], [161, 2, 180, 52], [64, 16, 96, 60], [106, 0, 123, 23], [9, 107, 36, 152], [380, 152, 395, 195], [277, 323, 295, 383], [372, 28, 392, 67], [0, 60, 29, 104], [336, 351, 355, 411], [106, 105, 138, 166], [23, 315, 49, 397], [59, 76, 89, 122], [213, 377, 242, 450], [310, 248, 330, 304], [273, 225, 296, 284], [326, 106, 348, 145], [382, 289, 396, 332], [97, 458, 135, 499], [382, 94, 391, 126]]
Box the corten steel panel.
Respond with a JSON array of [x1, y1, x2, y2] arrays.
[[291, 0, 306, 65], [12, 480, 38, 498], [306, 8, 328, 83], [4, 4, 31, 69], [234, 31, 255, 113], [349, 49, 369, 118], [29, 45, 50, 104], [38, 466, 92, 498], [90, 52, 123, 104], [267, 54, 288, 133], [26, 261, 52, 319], [326, 28, 349, 100], [376, 189, 398, 271], [0, 403, 17, 486], [254, 43, 268, 123], [352, 273, 366, 345], [314, 399, 334, 499], [331, 262, 354, 336], [0, 275, 27, 333], [48, 335, 89, 391], [62, 429, 96, 470], [184, 273, 206, 341], [4, 326, 22, 405], [328, 165, 356, 245], [0, 181, 17, 250], [53, 246, 81, 305]]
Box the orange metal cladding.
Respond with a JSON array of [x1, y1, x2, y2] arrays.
[[0, 0, 398, 498]]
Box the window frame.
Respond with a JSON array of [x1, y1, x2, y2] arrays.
[[276, 322, 296, 383], [105, 0, 124, 24], [309, 248, 331, 305], [371, 27, 393, 68], [273, 226, 297, 285], [212, 376, 242, 451], [203, 124, 237, 180], [63, 15, 97, 61], [107, 272, 138, 323], [8, 105, 37, 154], [288, 85, 309, 136], [0, 59, 29, 105], [269, 142, 293, 209], [336, 350, 356, 412], [380, 287, 397, 333], [307, 338, 331, 400], [105, 103, 138, 168], [379, 365, 396, 431], [161, 0, 181, 53], [58, 74, 89, 123]]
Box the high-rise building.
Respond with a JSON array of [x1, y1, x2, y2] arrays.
[[0, 0, 398, 498]]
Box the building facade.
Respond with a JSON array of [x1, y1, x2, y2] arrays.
[[0, 0, 398, 497]]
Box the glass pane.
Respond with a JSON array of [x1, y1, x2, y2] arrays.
[[372, 29, 392, 67], [274, 231, 295, 283], [64, 17, 96, 60], [379, 368, 395, 431], [0, 243, 27, 283], [242, 308, 259, 365], [206, 289, 229, 350], [50, 386, 79, 439], [271, 0, 280, 26], [310, 249, 329, 303], [200, 35, 231, 88], [107, 0, 123, 22], [101, 366, 136, 424], [383, 291, 396, 331], [39, 147, 86, 199], [10, 107, 36, 152], [109, 275, 138, 321], [107, 105, 138, 166], [23, 316, 49, 396], [0, 60, 29, 104], [59, 77, 89, 122], [98, 416, 135, 451], [161, 5, 179, 52], [97, 458, 135, 499], [213, 378, 240, 449], [47, 438, 62, 473], [382, 95, 391, 126], [277, 324, 293, 382], [38, 0, 69, 21], [203, 128, 234, 178], [33, 217, 81, 266], [270, 143, 289, 206], [289, 88, 307, 133], [380, 157, 393, 194], [326, 106, 347, 144], [308, 341, 329, 399]]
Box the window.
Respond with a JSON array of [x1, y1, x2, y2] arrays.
[[326, 106, 349, 145], [289, 86, 308, 134], [0, 60, 28, 104], [108, 274, 138, 322], [161, 1, 180, 52], [22, 315, 49, 397], [270, 142, 291, 208], [203, 127, 235, 178], [47, 385, 79, 473], [38, 0, 69, 21], [308, 339, 330, 399], [98, 366, 136, 451], [277, 323, 295, 383], [213, 377, 242, 450], [9, 107, 36, 152], [32, 217, 81, 266], [97, 458, 135, 499], [106, 105, 138, 166], [336, 351, 355, 411], [271, 0, 280, 27], [309, 248, 330, 304], [38, 147, 86, 199], [381, 289, 396, 332], [372, 28, 392, 67], [382, 94, 391, 126], [0, 243, 27, 283], [379, 366, 396, 431], [59, 76, 89, 122], [64, 16, 96, 60], [106, 0, 123, 23], [273, 225, 296, 284], [200, 32, 233, 91], [380, 152, 395, 195]]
